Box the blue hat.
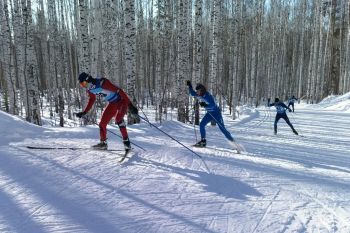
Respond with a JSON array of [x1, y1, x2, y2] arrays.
[[195, 83, 206, 96], [78, 72, 90, 83]]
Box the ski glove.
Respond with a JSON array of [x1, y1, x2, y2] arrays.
[[288, 109, 292, 112], [199, 102, 208, 107], [75, 111, 86, 118], [186, 80, 192, 88]]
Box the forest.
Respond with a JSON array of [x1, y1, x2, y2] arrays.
[[0, 0, 349, 126]]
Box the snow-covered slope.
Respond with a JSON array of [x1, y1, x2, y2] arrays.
[[0, 94, 350, 233]]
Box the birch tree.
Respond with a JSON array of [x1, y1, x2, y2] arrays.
[[3, 0, 17, 115], [124, 0, 140, 124], [78, 0, 90, 73], [23, 0, 41, 125], [177, 0, 189, 122], [208, 0, 219, 94], [193, 0, 202, 124]]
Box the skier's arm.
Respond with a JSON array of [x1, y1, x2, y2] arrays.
[[101, 78, 130, 102], [281, 102, 292, 112], [202, 94, 217, 111], [83, 91, 96, 113], [188, 86, 197, 97]]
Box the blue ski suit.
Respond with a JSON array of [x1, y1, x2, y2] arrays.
[[188, 86, 234, 141], [268, 101, 297, 134]]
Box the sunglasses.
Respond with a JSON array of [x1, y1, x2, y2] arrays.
[[79, 80, 89, 88]]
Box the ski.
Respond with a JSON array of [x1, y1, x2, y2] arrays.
[[25, 146, 124, 152], [118, 149, 134, 163], [191, 145, 241, 154]]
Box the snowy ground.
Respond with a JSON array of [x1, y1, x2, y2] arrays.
[[0, 95, 350, 233]]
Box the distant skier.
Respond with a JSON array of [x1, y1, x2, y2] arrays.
[[75, 72, 138, 151], [186, 80, 240, 150], [268, 97, 298, 135], [287, 95, 298, 112]]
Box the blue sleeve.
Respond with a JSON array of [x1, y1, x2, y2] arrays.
[[188, 86, 197, 97], [281, 103, 289, 109], [202, 93, 218, 111]]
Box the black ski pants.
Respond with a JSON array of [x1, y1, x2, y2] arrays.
[[274, 113, 295, 133]]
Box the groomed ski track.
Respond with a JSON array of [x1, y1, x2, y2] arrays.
[[0, 103, 349, 233]]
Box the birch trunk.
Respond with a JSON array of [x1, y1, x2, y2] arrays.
[[208, 0, 219, 94], [124, 0, 139, 124], [177, 0, 189, 123], [193, 0, 202, 124], [329, 0, 340, 95], [23, 0, 41, 125], [297, 0, 307, 99], [3, 0, 17, 115], [78, 0, 90, 73]]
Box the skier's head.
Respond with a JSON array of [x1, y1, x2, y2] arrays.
[[195, 83, 206, 96], [78, 72, 93, 88], [275, 98, 279, 103]]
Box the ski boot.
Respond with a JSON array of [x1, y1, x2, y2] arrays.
[[123, 138, 131, 151], [293, 129, 298, 135], [194, 139, 206, 148], [92, 140, 108, 150]]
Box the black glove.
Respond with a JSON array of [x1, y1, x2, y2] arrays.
[[199, 102, 208, 107], [75, 112, 86, 118], [186, 80, 192, 88], [128, 103, 138, 115], [288, 109, 292, 112]]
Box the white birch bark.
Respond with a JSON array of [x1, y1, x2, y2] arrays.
[[297, 0, 307, 99], [78, 0, 90, 73], [208, 0, 219, 94], [12, 0, 27, 113], [124, 0, 139, 124], [344, 1, 350, 91], [176, 0, 189, 122], [89, 1, 100, 77], [155, 0, 164, 122], [23, 0, 41, 125], [329, 0, 340, 95], [193, 0, 202, 85], [3, 0, 17, 115], [315, 0, 325, 102]]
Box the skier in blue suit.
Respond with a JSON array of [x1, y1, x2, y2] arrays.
[[186, 80, 236, 148], [268, 97, 298, 135]]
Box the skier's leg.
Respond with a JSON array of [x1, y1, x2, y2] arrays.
[[115, 99, 131, 149], [114, 99, 130, 140], [99, 103, 118, 141], [199, 113, 212, 140], [283, 115, 298, 135], [274, 114, 281, 134], [212, 111, 234, 141]]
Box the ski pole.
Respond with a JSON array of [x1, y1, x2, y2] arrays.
[[138, 114, 203, 158], [138, 114, 211, 173], [191, 106, 198, 142]]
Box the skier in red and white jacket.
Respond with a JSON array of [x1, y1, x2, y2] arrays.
[[76, 72, 137, 151]]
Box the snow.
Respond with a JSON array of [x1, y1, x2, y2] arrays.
[[1, 94, 350, 233]]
